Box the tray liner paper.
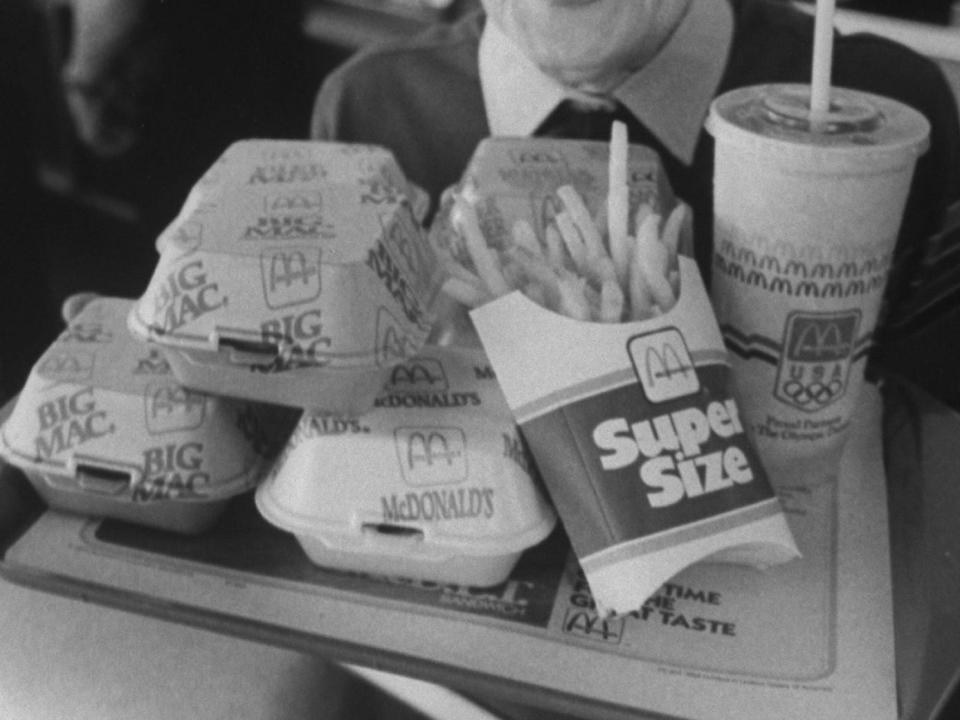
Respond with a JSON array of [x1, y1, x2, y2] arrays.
[[471, 258, 799, 616]]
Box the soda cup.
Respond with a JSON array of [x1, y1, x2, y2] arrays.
[[706, 83, 929, 487]]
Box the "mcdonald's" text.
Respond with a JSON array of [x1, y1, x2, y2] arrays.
[[381, 487, 495, 523], [374, 392, 480, 409]]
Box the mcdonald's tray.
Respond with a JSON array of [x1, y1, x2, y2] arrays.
[[6, 381, 953, 720]]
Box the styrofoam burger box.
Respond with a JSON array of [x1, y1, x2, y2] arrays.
[[129, 140, 443, 416], [255, 344, 557, 587], [0, 297, 270, 534]]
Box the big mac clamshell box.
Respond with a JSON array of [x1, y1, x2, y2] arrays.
[[0, 297, 269, 534], [127, 140, 443, 417]]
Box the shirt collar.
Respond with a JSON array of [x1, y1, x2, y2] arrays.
[[478, 1, 733, 165]]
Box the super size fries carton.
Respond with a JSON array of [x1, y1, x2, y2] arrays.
[[129, 140, 442, 416], [0, 298, 268, 534], [255, 344, 556, 587], [443, 138, 799, 616]]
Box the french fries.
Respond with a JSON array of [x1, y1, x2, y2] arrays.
[[441, 122, 689, 323]]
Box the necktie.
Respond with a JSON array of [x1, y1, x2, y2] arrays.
[[535, 98, 623, 141]]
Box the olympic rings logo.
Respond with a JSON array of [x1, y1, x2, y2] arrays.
[[780, 378, 844, 407]]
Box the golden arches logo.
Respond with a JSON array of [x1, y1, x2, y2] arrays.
[[786, 313, 858, 363], [149, 386, 205, 417], [376, 307, 420, 366], [628, 329, 700, 403], [133, 349, 171, 375], [407, 431, 458, 468], [145, 382, 206, 434], [267, 251, 317, 290], [38, 352, 93, 378], [644, 344, 694, 386], [260, 247, 321, 308], [775, 311, 860, 412], [61, 323, 112, 344], [388, 359, 445, 391], [267, 190, 322, 213]]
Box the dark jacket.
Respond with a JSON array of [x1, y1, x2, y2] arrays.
[[311, 0, 960, 333]]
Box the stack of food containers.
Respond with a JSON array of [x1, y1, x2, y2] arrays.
[[0, 140, 558, 585], [126, 139, 442, 415], [0, 297, 270, 533]]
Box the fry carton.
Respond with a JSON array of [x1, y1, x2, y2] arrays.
[[439, 137, 799, 616], [129, 140, 443, 416]]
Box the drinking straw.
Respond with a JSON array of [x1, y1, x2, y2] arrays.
[[810, 0, 836, 119]]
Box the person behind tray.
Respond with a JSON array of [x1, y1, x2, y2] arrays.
[[311, 0, 960, 354]]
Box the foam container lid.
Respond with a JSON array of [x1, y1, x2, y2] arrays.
[[155, 139, 432, 254], [0, 297, 266, 503], [429, 136, 679, 267], [255, 344, 557, 556], [128, 140, 442, 393]]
